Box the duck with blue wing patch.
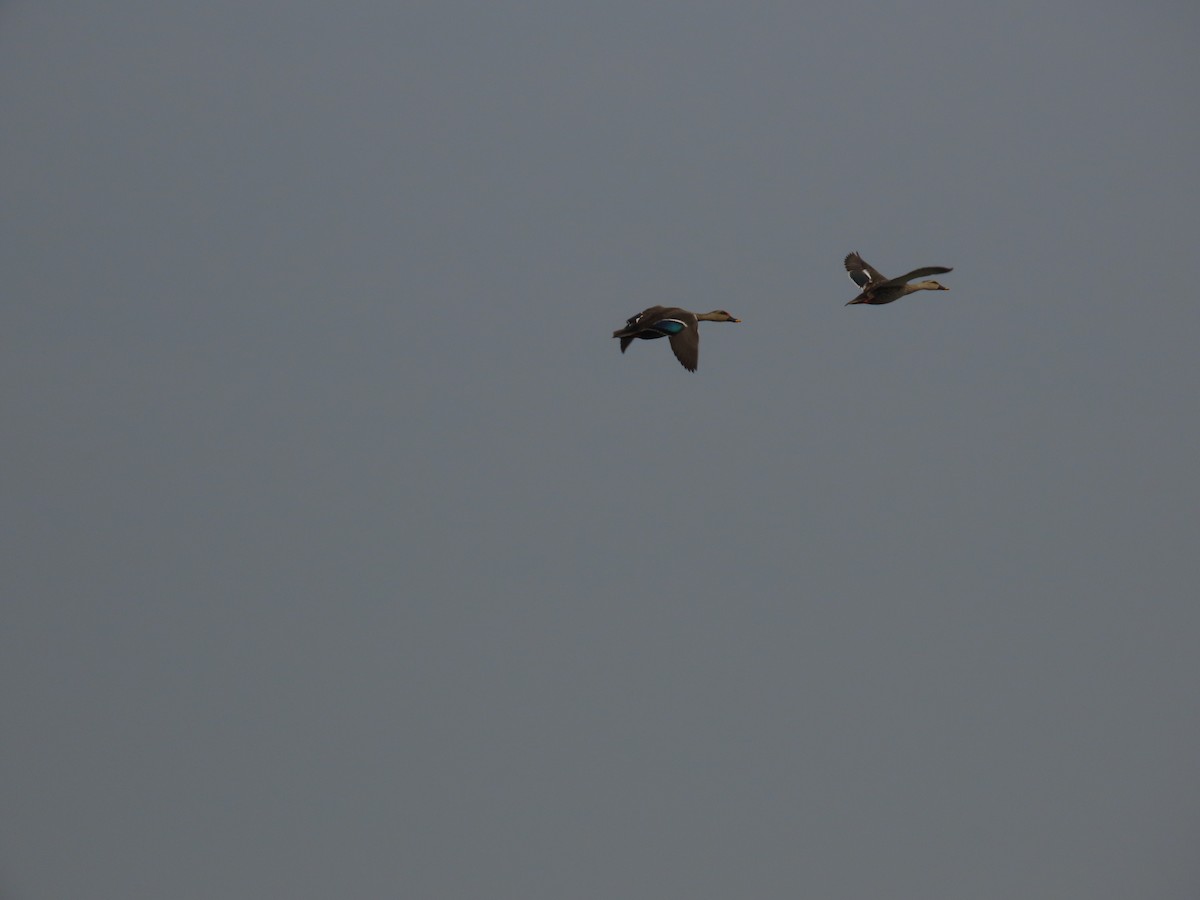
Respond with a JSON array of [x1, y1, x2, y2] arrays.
[[612, 305, 741, 372]]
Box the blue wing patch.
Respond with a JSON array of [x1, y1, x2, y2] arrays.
[[652, 319, 687, 335]]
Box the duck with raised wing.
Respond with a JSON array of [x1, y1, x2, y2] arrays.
[[612, 306, 741, 372], [844, 252, 952, 305]]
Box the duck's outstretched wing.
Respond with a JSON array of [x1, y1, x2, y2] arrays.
[[844, 252, 887, 288], [889, 265, 953, 285], [667, 325, 699, 372]]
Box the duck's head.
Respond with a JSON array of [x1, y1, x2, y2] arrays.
[[915, 281, 949, 292], [698, 310, 742, 323]]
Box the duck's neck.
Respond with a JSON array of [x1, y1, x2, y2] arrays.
[[905, 282, 942, 294]]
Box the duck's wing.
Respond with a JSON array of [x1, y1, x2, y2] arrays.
[[888, 265, 953, 286], [667, 325, 700, 372], [844, 252, 888, 288]]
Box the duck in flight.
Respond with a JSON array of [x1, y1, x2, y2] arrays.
[[844, 252, 952, 305], [612, 306, 741, 372]]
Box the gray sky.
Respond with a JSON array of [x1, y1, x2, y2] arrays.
[[3, 2, 1199, 897]]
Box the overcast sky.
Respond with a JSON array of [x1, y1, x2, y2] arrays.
[[3, 2, 1199, 898]]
